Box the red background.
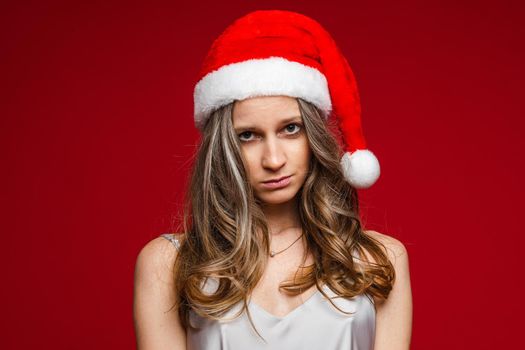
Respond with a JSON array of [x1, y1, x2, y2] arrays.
[[2, 0, 524, 348]]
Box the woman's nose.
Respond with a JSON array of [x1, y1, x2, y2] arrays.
[[261, 137, 286, 171]]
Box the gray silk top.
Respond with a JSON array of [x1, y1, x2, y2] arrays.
[[161, 233, 376, 350]]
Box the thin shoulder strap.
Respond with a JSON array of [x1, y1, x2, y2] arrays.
[[160, 233, 181, 250]]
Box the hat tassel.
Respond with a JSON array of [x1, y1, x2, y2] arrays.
[[340, 150, 380, 189]]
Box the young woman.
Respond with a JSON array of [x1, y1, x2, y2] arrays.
[[134, 10, 412, 350]]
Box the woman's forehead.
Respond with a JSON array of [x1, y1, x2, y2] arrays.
[[232, 96, 301, 127]]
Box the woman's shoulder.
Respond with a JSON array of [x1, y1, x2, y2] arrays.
[[135, 233, 185, 280], [134, 233, 187, 348], [362, 230, 413, 346], [361, 230, 411, 309], [362, 229, 408, 264]]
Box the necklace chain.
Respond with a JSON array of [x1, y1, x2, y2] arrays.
[[269, 230, 303, 257]]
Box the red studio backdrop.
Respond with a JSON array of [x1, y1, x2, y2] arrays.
[[1, 1, 524, 349]]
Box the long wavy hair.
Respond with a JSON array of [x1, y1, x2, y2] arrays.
[[171, 98, 395, 338]]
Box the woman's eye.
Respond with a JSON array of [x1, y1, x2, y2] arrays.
[[238, 131, 254, 141], [284, 123, 301, 134]]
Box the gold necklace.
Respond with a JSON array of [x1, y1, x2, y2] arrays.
[[269, 231, 304, 257]]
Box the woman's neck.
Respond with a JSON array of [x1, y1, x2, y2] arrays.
[[261, 198, 301, 236]]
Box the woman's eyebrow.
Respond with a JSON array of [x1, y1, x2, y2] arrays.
[[279, 116, 303, 124], [234, 116, 302, 132]]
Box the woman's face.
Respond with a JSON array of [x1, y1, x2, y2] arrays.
[[232, 96, 311, 205]]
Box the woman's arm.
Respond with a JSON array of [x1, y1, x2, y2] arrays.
[[133, 237, 186, 350], [366, 230, 413, 350]]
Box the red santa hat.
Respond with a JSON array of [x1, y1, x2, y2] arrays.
[[193, 10, 380, 189]]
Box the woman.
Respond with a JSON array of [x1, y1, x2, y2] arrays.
[[134, 10, 412, 350]]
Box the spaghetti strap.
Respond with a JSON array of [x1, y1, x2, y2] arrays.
[[160, 233, 181, 251]]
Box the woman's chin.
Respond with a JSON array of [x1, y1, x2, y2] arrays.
[[255, 188, 299, 206]]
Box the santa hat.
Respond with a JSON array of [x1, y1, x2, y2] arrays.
[[193, 10, 380, 189]]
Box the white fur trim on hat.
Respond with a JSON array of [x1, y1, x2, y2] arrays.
[[193, 56, 332, 128], [340, 150, 380, 189]]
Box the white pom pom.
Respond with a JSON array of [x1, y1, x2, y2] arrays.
[[340, 150, 380, 189]]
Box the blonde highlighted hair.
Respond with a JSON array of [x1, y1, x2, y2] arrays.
[[171, 98, 395, 337]]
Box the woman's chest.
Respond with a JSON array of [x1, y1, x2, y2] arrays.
[[248, 252, 318, 318], [188, 285, 376, 350]]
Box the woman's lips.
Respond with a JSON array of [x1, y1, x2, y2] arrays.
[[261, 175, 292, 189]]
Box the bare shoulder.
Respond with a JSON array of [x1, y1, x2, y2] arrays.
[[135, 238, 175, 289], [134, 234, 186, 349], [363, 229, 408, 265], [363, 230, 413, 348], [135, 234, 183, 274]]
